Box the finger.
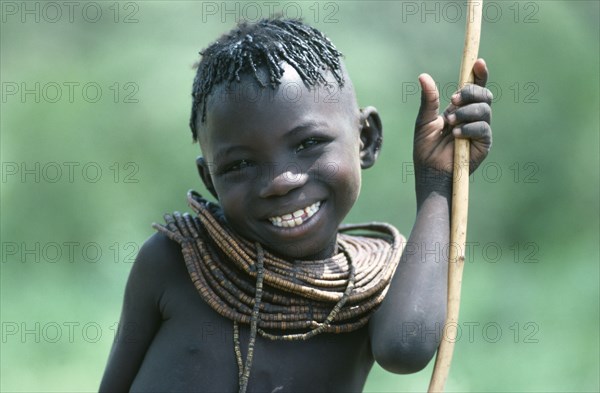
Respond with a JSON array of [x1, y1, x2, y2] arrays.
[[443, 101, 457, 117], [473, 58, 488, 86], [451, 84, 493, 106], [447, 102, 491, 125], [452, 121, 492, 146], [416, 73, 440, 127]]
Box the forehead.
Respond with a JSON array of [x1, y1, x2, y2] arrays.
[[198, 64, 358, 151]]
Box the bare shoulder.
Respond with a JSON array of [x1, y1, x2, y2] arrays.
[[131, 231, 185, 280], [121, 230, 191, 310], [138, 231, 184, 268], [99, 231, 187, 392]]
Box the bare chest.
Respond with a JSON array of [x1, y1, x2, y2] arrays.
[[130, 273, 375, 392]]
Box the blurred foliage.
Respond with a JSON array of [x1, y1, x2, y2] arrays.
[[1, 1, 598, 392]]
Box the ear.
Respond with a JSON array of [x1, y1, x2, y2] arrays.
[[196, 156, 219, 200], [359, 106, 383, 169]]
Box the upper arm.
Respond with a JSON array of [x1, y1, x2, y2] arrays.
[[99, 232, 182, 392], [369, 200, 450, 374], [368, 263, 445, 374]]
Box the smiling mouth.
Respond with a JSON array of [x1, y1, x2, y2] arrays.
[[268, 201, 322, 228]]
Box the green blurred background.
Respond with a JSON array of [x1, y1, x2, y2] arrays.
[[1, 1, 598, 392]]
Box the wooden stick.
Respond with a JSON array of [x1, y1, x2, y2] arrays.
[[427, 1, 483, 392]]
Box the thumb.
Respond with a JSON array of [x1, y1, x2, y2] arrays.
[[416, 73, 440, 127]]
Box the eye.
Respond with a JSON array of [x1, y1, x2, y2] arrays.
[[230, 159, 252, 171], [220, 159, 253, 174], [296, 138, 321, 152]]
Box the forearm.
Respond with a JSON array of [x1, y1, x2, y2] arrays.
[[369, 168, 451, 373]]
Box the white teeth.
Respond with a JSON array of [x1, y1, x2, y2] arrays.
[[269, 201, 321, 228]]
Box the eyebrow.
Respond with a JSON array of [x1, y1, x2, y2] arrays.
[[285, 120, 331, 137], [214, 145, 251, 163]]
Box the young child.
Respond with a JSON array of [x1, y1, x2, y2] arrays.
[[100, 18, 492, 392]]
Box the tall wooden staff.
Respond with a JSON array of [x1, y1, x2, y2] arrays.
[[428, 1, 483, 392]]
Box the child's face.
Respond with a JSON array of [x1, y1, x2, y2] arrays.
[[197, 64, 375, 260]]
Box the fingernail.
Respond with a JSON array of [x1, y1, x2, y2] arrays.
[[453, 128, 461, 136], [447, 114, 456, 124], [451, 93, 460, 103]]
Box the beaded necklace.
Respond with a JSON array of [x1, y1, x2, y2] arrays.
[[153, 191, 404, 393]]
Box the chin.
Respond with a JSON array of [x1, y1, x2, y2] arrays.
[[266, 237, 337, 261]]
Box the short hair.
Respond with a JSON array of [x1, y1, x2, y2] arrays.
[[189, 17, 345, 141]]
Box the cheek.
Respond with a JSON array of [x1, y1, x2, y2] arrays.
[[316, 139, 361, 181], [213, 181, 246, 217], [219, 195, 253, 237], [342, 165, 362, 201], [327, 154, 362, 206]]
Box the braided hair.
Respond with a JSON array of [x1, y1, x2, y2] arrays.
[[189, 17, 345, 141]]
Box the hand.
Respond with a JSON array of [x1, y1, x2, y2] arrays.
[[413, 59, 492, 176]]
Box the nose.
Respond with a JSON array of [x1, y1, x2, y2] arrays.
[[259, 164, 308, 198]]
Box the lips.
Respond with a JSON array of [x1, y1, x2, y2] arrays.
[[268, 201, 322, 228]]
